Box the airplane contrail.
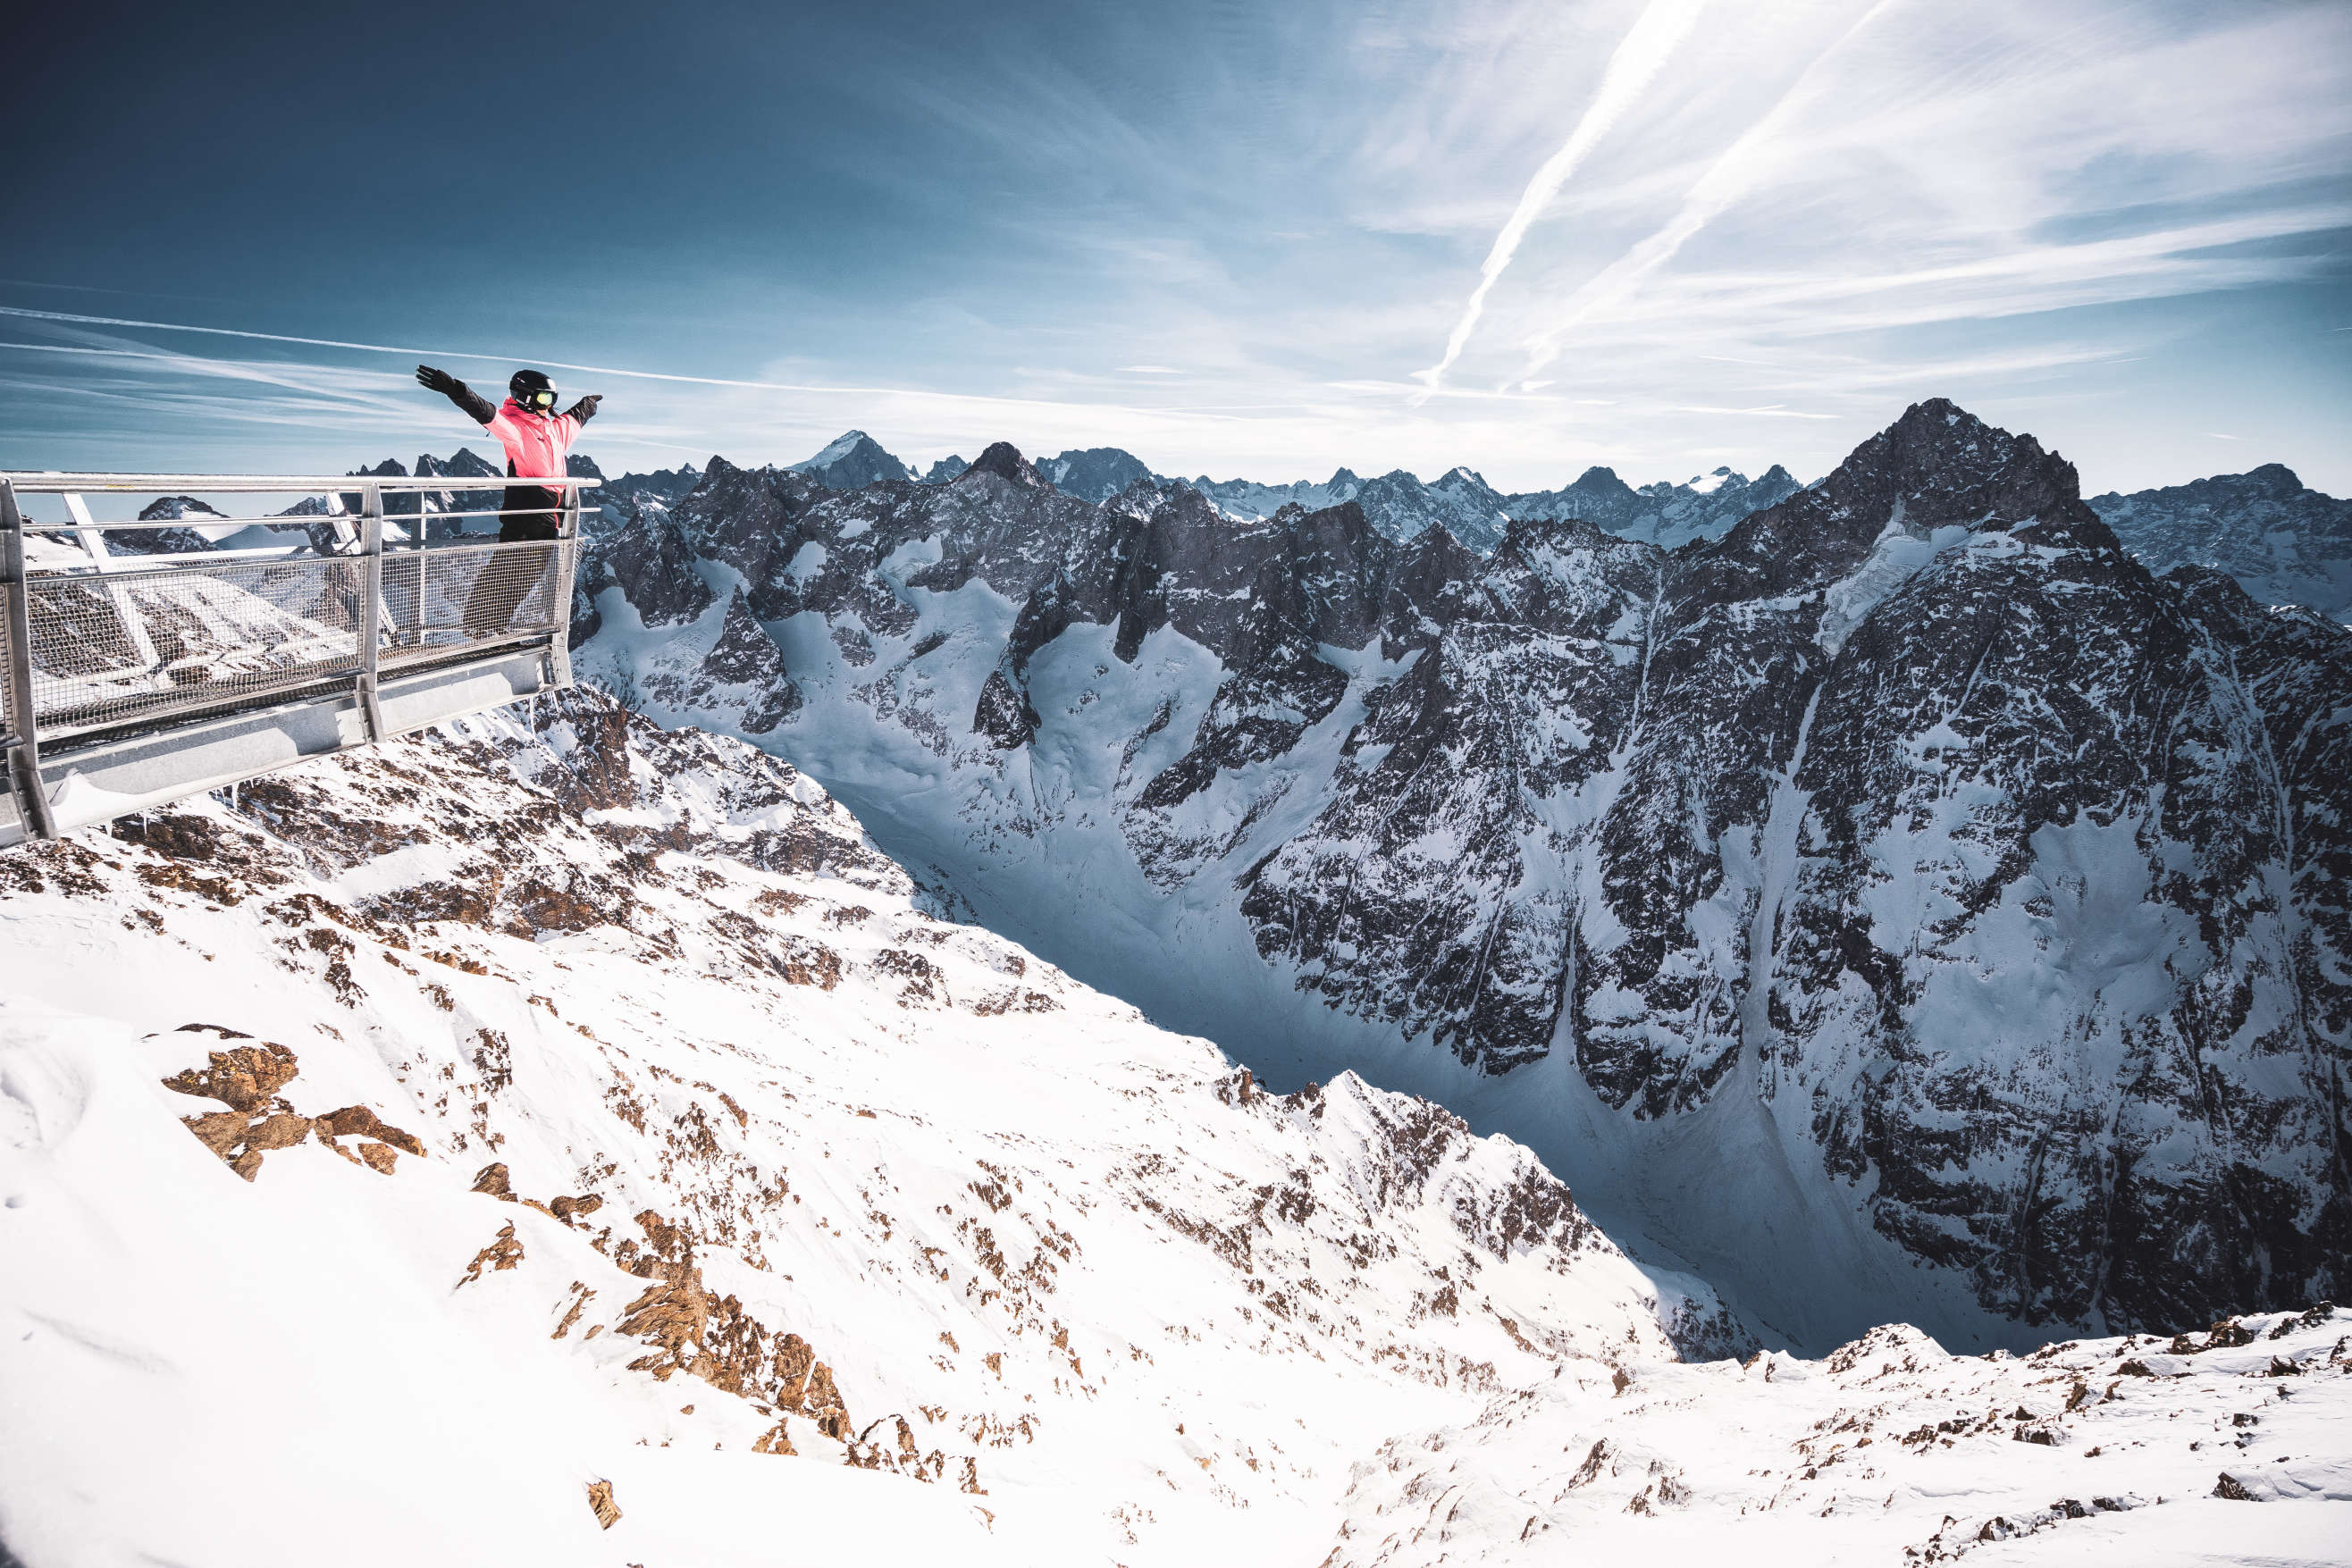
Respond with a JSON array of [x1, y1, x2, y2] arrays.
[[1414, 0, 1707, 399], [0, 305, 1208, 419], [1518, 0, 1898, 382]]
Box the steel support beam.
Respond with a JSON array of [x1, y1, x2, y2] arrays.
[[356, 484, 388, 742], [548, 486, 582, 691], [63, 491, 165, 675], [0, 481, 57, 840]]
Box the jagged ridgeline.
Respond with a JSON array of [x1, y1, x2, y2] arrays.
[[576, 400, 2349, 1351]]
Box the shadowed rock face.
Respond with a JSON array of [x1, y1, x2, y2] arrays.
[[584, 398, 2352, 1341]]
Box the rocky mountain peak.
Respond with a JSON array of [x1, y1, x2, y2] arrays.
[[1698, 398, 2106, 598], [789, 430, 916, 491], [136, 495, 229, 522], [1037, 446, 1156, 504], [960, 440, 1050, 489], [1852, 398, 2091, 524], [2242, 461, 2305, 494], [416, 448, 504, 481]]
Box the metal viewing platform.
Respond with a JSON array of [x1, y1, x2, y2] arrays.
[[0, 471, 592, 847]]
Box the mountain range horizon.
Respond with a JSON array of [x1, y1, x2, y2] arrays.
[[339, 404, 2352, 627]]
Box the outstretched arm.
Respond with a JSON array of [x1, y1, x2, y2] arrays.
[[563, 394, 602, 424], [416, 365, 497, 425]]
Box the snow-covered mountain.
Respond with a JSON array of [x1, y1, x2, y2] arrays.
[[2091, 465, 2352, 624], [1189, 465, 1516, 550], [1505, 463, 1804, 548], [1038, 447, 1158, 503], [587, 458, 704, 541], [0, 688, 1735, 1565], [106, 494, 235, 555], [1185, 466, 1366, 522], [9, 690, 2344, 1565], [787, 429, 920, 490], [575, 398, 2352, 1355], [1113, 457, 1795, 551], [699, 431, 1793, 554]]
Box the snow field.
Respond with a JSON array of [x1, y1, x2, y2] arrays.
[[0, 693, 1693, 1567]]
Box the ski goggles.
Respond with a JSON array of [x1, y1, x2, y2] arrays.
[[523, 389, 558, 410]]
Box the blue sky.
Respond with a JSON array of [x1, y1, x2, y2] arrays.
[[5, 0, 2348, 494]]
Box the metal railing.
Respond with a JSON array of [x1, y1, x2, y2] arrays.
[[0, 472, 595, 840]]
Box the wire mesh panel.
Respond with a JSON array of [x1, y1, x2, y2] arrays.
[[22, 556, 366, 739], [0, 474, 594, 843], [3, 474, 589, 778], [379, 539, 568, 666]]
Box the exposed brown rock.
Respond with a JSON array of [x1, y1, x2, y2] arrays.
[[752, 1420, 797, 1456], [552, 1283, 596, 1340], [356, 1141, 399, 1175], [458, 1222, 524, 1286], [619, 1271, 711, 1379], [803, 1362, 849, 1438], [181, 1106, 308, 1180], [181, 1111, 249, 1159], [162, 1041, 298, 1112], [315, 1105, 425, 1156], [606, 1213, 856, 1440], [777, 936, 843, 990], [550, 1193, 605, 1225], [774, 1333, 815, 1400], [586, 1479, 621, 1530], [471, 1161, 517, 1200], [242, 1111, 313, 1153]]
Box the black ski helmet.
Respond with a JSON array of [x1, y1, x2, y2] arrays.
[[508, 369, 556, 410]]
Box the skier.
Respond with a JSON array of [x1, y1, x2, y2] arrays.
[[413, 365, 601, 633]]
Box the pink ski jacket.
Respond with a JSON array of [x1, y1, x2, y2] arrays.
[[483, 398, 584, 482]]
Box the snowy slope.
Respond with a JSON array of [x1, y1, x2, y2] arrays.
[[6, 692, 2345, 1566], [0, 690, 1730, 1568], [1324, 1310, 2352, 1565]]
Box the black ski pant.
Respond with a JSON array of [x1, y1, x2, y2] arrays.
[[461, 487, 562, 635]]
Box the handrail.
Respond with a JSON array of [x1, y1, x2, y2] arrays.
[[0, 473, 600, 493], [44, 506, 605, 533], [2, 467, 584, 843]]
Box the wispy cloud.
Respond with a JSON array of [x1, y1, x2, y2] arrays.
[[1517, 0, 1897, 382], [1415, 0, 1706, 397]]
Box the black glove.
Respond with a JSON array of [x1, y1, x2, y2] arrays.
[[416, 365, 458, 394], [572, 394, 602, 419]]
